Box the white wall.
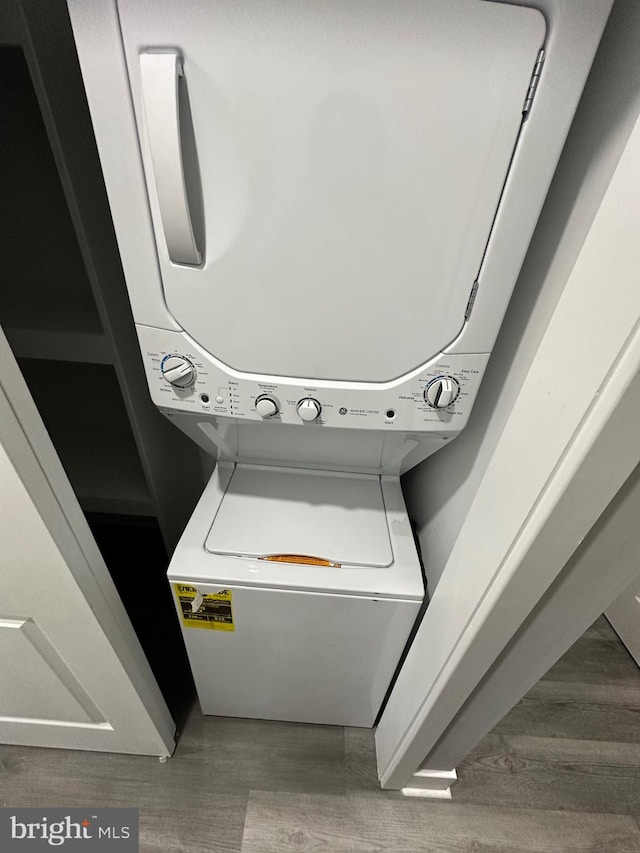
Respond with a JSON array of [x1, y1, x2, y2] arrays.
[[403, 0, 640, 593]]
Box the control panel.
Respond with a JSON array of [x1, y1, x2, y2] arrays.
[[139, 325, 489, 433]]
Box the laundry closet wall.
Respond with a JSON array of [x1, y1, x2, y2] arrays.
[[403, 0, 640, 596]]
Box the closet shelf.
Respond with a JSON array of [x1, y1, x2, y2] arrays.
[[17, 359, 154, 517], [5, 328, 113, 364]]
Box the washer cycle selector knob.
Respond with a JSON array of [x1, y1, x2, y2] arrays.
[[161, 355, 196, 387], [255, 395, 279, 418], [425, 376, 460, 409], [297, 398, 322, 422]]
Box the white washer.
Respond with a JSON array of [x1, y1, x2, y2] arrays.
[[168, 464, 423, 726], [68, 0, 607, 726]]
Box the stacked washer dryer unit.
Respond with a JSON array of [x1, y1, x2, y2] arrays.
[[69, 0, 603, 726]]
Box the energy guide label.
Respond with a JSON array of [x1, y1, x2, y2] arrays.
[[174, 584, 234, 631]]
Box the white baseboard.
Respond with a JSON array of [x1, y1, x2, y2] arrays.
[[401, 768, 457, 799]]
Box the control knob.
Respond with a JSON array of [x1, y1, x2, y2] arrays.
[[161, 354, 196, 387], [425, 376, 459, 409], [255, 395, 279, 418], [297, 398, 322, 422]]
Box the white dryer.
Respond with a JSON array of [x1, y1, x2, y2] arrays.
[[68, 0, 608, 725]]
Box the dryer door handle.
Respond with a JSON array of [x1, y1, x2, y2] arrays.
[[139, 51, 202, 266]]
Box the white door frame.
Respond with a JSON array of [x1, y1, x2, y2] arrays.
[[376, 102, 640, 792], [0, 328, 175, 755]]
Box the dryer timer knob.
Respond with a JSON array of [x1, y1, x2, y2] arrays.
[[425, 376, 459, 409], [161, 355, 196, 387]]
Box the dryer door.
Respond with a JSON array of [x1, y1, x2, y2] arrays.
[[118, 0, 545, 383]]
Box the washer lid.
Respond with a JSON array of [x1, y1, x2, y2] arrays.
[[205, 465, 393, 568]]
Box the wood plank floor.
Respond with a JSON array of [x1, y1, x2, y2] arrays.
[[1, 616, 639, 851]]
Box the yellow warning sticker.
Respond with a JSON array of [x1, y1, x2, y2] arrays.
[[173, 584, 234, 631]]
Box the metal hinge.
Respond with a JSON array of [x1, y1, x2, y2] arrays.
[[464, 280, 479, 320], [522, 48, 545, 117]]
